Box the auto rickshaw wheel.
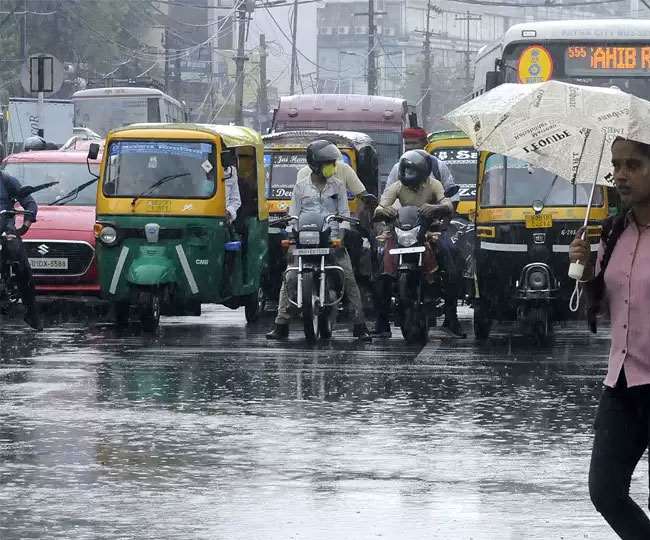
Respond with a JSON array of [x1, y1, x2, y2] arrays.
[[140, 291, 161, 332], [301, 275, 318, 343], [245, 286, 264, 324], [473, 301, 492, 340], [114, 302, 130, 327]]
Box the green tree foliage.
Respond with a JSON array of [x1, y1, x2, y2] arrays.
[[0, 0, 162, 99]]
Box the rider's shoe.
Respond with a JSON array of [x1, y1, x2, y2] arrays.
[[371, 316, 392, 338], [266, 323, 289, 340], [353, 323, 372, 342], [442, 316, 466, 338], [24, 308, 43, 332]]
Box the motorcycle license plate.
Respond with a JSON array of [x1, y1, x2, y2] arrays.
[[293, 247, 330, 256], [28, 257, 68, 270], [525, 214, 553, 229], [389, 246, 426, 255]]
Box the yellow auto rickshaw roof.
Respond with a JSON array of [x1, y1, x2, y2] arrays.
[[262, 130, 375, 150], [427, 130, 469, 144], [109, 123, 263, 149]]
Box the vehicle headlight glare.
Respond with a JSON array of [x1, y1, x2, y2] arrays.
[[99, 226, 118, 245], [299, 230, 320, 245], [396, 227, 419, 247]]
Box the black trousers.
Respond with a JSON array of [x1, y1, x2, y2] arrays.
[[589, 371, 650, 539], [4, 235, 36, 308]]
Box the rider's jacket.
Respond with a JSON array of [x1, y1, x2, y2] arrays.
[[289, 174, 351, 231], [0, 172, 38, 230]]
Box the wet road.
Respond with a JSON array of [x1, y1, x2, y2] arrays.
[[0, 307, 641, 539]]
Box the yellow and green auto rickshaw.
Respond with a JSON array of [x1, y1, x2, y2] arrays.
[[91, 123, 268, 330], [425, 130, 478, 220], [261, 130, 379, 306], [471, 152, 608, 343]]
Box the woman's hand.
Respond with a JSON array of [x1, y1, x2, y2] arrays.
[[569, 227, 595, 280]]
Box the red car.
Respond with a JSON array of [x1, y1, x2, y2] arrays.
[[2, 148, 102, 298]]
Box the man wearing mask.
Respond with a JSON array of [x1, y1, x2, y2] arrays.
[[0, 170, 42, 330], [266, 140, 372, 342]]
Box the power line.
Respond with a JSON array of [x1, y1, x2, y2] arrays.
[[445, 0, 623, 6]]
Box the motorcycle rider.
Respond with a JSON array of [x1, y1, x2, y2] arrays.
[[373, 150, 458, 338], [0, 170, 42, 330], [266, 140, 372, 342]]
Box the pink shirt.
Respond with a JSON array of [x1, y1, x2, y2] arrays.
[[601, 216, 650, 387]]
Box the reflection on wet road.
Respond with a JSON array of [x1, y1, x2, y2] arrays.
[[0, 307, 639, 539]]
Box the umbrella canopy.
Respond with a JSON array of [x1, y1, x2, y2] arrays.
[[445, 80, 650, 187]]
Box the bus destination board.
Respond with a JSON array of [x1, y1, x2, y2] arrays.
[[565, 45, 650, 76]]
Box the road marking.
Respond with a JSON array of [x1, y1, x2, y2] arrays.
[[109, 246, 129, 295], [176, 244, 199, 294]]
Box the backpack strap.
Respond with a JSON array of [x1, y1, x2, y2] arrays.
[[430, 155, 440, 182]]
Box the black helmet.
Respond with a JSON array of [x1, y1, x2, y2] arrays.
[[23, 136, 47, 152], [398, 150, 432, 188], [306, 139, 341, 174]]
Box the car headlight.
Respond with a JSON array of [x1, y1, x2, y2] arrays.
[[528, 269, 548, 290], [395, 227, 419, 247], [99, 226, 118, 246], [298, 230, 320, 245]]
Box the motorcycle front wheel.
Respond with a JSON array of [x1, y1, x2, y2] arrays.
[[301, 274, 319, 343]]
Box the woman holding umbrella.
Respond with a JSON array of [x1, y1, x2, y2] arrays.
[[570, 137, 650, 538]]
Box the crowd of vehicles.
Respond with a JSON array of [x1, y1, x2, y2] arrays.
[[0, 17, 639, 341]]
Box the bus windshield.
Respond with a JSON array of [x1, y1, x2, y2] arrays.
[[481, 155, 603, 208], [502, 42, 650, 101], [430, 147, 478, 200], [104, 140, 217, 199]]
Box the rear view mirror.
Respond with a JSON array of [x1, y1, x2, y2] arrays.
[[445, 185, 460, 198], [88, 143, 100, 161], [485, 71, 502, 91], [221, 149, 236, 169]]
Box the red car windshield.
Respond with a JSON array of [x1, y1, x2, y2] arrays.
[[1, 162, 98, 206]]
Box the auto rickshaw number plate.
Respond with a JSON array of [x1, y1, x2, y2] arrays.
[[293, 247, 330, 256], [525, 214, 553, 229], [389, 246, 426, 255]]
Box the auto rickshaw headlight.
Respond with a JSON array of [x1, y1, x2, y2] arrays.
[[532, 200, 544, 214], [528, 269, 548, 290], [99, 226, 118, 246]]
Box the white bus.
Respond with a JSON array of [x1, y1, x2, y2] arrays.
[[472, 19, 650, 99], [71, 87, 187, 137]]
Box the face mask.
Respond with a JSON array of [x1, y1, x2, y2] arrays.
[[321, 163, 336, 178]]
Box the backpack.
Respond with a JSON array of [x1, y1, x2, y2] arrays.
[[586, 213, 627, 333]]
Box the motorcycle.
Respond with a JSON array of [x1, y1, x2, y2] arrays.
[[0, 182, 58, 316], [270, 212, 359, 342], [378, 206, 446, 343]]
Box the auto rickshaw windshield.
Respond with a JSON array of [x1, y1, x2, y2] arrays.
[[104, 140, 218, 199], [264, 151, 351, 200], [481, 154, 604, 208]]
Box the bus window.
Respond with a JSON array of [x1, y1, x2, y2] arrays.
[[147, 98, 161, 123]]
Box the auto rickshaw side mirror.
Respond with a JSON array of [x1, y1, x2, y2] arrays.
[[485, 71, 502, 91], [221, 148, 236, 169], [88, 143, 100, 161]]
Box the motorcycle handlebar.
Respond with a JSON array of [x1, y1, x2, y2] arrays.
[[325, 214, 360, 227], [269, 215, 298, 228]]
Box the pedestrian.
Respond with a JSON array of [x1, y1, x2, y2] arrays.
[[569, 137, 650, 539]]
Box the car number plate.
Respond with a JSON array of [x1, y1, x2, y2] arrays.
[[293, 247, 330, 256], [389, 246, 426, 255], [28, 257, 68, 270], [525, 214, 553, 229]]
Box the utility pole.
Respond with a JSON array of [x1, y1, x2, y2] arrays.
[[354, 1, 386, 96], [164, 26, 170, 93], [234, 2, 248, 125], [289, 0, 299, 94], [414, 0, 441, 129], [455, 10, 481, 89], [258, 34, 268, 131]]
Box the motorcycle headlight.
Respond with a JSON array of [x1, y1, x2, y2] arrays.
[[298, 230, 320, 245], [99, 226, 118, 246], [395, 226, 419, 247], [528, 269, 548, 290]]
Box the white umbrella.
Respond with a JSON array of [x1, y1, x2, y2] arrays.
[[445, 80, 650, 308]]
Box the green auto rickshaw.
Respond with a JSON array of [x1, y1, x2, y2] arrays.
[[92, 123, 268, 330]]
